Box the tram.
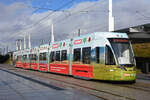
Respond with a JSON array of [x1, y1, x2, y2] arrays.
[[13, 32, 136, 81]]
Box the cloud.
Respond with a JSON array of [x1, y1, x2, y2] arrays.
[[0, 0, 150, 51]]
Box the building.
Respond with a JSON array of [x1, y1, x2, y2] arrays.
[[115, 23, 150, 74]]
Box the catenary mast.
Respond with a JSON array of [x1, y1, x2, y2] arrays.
[[24, 34, 26, 49], [109, 0, 114, 32], [51, 24, 54, 43], [28, 33, 31, 48]]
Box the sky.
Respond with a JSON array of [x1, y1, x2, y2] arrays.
[[0, 0, 150, 52]]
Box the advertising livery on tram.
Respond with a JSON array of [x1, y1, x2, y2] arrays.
[[13, 32, 136, 82]]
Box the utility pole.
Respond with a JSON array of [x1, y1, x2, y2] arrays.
[[51, 24, 54, 43], [109, 0, 114, 32], [17, 39, 22, 50], [16, 40, 18, 51], [28, 33, 31, 48], [6, 46, 8, 53], [40, 40, 44, 45], [24, 34, 26, 49], [19, 39, 22, 50], [78, 29, 80, 36]]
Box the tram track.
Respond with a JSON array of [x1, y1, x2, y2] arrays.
[[26, 72, 134, 100], [0, 66, 108, 100], [14, 67, 150, 94], [118, 84, 150, 93], [1, 64, 150, 100], [0, 65, 137, 100]]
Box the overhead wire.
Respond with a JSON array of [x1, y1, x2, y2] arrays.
[[8, 0, 127, 50], [8, 0, 106, 42], [19, 0, 108, 43], [51, 0, 107, 35], [31, 0, 107, 35], [135, 10, 150, 21], [5, 0, 77, 51], [53, 0, 107, 25], [7, 0, 76, 41], [114, 9, 150, 30], [10, 0, 150, 42]]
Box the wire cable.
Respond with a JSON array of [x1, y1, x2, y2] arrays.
[[7, 0, 76, 40]]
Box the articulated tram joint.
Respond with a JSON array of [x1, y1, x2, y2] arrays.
[[117, 66, 127, 71]]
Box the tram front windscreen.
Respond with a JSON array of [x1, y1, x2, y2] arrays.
[[109, 38, 134, 66]]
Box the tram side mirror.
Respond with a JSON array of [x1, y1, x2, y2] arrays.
[[105, 45, 116, 65]]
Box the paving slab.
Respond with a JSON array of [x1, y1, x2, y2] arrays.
[[0, 68, 101, 100]]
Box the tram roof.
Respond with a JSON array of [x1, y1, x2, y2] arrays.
[[73, 32, 128, 39], [14, 32, 128, 53]]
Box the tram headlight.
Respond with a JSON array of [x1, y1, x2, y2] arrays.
[[117, 66, 127, 71], [110, 69, 114, 72]]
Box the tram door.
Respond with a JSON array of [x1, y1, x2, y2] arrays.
[[93, 47, 106, 79], [29, 54, 38, 70], [105, 45, 116, 79], [39, 52, 48, 72], [23, 54, 30, 69], [71, 47, 93, 78]]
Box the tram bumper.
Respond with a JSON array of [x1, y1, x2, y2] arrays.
[[114, 71, 136, 81]]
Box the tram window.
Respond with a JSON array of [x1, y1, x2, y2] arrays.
[[96, 47, 100, 63], [74, 48, 81, 61], [17, 56, 18, 61], [34, 54, 37, 60], [17, 56, 19, 61], [43, 53, 46, 60], [39, 53, 42, 60], [56, 51, 60, 61], [17, 56, 21, 61], [40, 53, 46, 61], [61, 50, 67, 61], [29, 54, 32, 60], [50, 51, 55, 62], [31, 54, 37, 60], [82, 47, 91, 64], [23, 55, 27, 60], [105, 45, 115, 65], [19, 56, 22, 61]]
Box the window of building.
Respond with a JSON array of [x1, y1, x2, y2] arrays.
[[74, 48, 81, 61], [61, 50, 67, 61], [55, 51, 60, 61], [82, 47, 91, 64], [96, 47, 100, 63], [105, 45, 115, 65], [50, 51, 55, 62]]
